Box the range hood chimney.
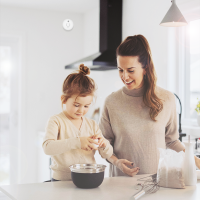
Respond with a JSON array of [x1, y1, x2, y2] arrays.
[[65, 0, 122, 71]]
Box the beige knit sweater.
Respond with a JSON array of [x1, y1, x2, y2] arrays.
[[43, 112, 113, 181], [99, 86, 185, 177]]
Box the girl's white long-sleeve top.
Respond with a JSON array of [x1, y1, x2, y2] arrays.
[[43, 112, 113, 181]]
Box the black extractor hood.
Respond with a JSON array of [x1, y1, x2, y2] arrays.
[[65, 0, 122, 71]]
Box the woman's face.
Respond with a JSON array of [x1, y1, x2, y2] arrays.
[[117, 56, 146, 90]]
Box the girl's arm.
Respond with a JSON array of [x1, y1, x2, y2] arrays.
[[93, 124, 113, 160], [98, 100, 139, 176], [92, 130, 139, 176], [93, 128, 140, 177], [42, 116, 81, 155]]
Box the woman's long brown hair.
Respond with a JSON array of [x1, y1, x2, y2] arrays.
[[116, 35, 163, 121]]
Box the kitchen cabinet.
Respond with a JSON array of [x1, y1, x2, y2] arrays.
[[0, 174, 200, 200]]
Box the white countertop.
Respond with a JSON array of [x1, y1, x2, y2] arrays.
[[0, 175, 200, 200]]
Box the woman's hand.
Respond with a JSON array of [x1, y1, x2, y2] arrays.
[[90, 133, 107, 148], [113, 159, 140, 177], [79, 137, 99, 151], [195, 156, 200, 169]]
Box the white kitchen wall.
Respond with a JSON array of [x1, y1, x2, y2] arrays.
[[122, 0, 199, 91], [0, 5, 85, 183], [83, 6, 99, 57], [123, 0, 172, 89]]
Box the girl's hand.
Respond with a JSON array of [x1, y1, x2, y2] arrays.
[[113, 159, 140, 177], [79, 137, 99, 151], [90, 134, 107, 148]]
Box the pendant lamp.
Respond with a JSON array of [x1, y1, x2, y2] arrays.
[[160, 0, 188, 27]]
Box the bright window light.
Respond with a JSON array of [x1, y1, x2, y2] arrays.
[[189, 19, 200, 118]]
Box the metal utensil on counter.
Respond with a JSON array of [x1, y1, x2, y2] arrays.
[[131, 174, 160, 200]]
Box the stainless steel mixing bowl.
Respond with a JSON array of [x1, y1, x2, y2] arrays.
[[69, 164, 106, 188]]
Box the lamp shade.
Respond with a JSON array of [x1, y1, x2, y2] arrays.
[[160, 0, 187, 27]]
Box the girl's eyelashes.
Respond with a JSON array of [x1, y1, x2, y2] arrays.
[[74, 104, 90, 108]]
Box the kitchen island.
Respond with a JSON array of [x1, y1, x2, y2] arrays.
[[0, 174, 200, 200]]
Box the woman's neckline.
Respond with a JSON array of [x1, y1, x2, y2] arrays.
[[122, 85, 145, 97]]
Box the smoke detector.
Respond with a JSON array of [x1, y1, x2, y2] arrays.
[[63, 19, 73, 31]]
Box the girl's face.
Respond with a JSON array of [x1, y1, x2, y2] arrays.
[[117, 56, 146, 90], [63, 94, 93, 120]]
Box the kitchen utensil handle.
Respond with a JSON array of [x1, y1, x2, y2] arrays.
[[132, 190, 145, 200]]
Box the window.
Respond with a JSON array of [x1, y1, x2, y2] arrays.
[[188, 19, 200, 118], [182, 19, 200, 120], [0, 46, 11, 185], [0, 37, 20, 185]]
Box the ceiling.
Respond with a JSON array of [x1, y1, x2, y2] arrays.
[[0, 0, 99, 13]]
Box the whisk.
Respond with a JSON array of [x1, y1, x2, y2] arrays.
[[131, 174, 160, 200]]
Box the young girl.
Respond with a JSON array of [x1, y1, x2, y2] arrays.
[[42, 64, 113, 181]]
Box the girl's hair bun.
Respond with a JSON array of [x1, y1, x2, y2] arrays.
[[79, 64, 90, 75]]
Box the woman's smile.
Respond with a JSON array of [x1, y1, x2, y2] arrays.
[[124, 80, 134, 85], [117, 56, 145, 90]]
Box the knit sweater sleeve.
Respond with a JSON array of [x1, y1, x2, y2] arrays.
[[94, 122, 113, 159], [42, 116, 81, 155], [99, 98, 115, 147], [165, 94, 185, 152]]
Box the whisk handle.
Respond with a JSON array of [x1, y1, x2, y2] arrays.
[[132, 190, 145, 200]]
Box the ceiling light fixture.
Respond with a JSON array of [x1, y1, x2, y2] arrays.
[[160, 0, 188, 27]]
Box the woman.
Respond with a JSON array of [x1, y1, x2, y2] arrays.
[[99, 34, 200, 177]]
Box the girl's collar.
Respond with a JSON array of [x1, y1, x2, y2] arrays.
[[62, 112, 84, 132]]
